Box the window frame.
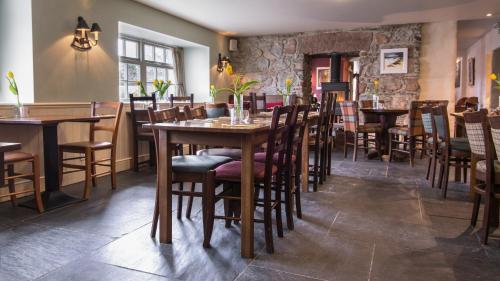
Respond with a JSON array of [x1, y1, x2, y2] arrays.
[[118, 35, 177, 101]]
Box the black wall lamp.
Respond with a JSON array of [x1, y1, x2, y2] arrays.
[[71, 16, 102, 51], [217, 53, 231, 72]]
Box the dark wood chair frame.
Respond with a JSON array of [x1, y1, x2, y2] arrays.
[[59, 102, 123, 199], [169, 93, 194, 108], [129, 94, 157, 172]]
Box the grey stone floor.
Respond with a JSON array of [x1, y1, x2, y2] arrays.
[[1, 151, 500, 281]]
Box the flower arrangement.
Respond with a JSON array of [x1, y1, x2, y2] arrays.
[[217, 73, 258, 112], [373, 79, 379, 95], [226, 64, 233, 76], [278, 78, 294, 105], [135, 81, 147, 97], [210, 84, 218, 103], [153, 79, 172, 99], [5, 71, 21, 107], [491, 73, 500, 90]]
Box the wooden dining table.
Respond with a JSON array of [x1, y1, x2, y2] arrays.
[[0, 142, 22, 187], [0, 115, 115, 210], [360, 108, 409, 155]]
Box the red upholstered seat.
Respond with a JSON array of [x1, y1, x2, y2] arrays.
[[215, 160, 277, 182], [266, 102, 283, 109], [254, 152, 296, 164]]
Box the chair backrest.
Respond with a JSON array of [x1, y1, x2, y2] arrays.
[[265, 94, 284, 109], [263, 106, 295, 186], [489, 115, 500, 160], [289, 94, 299, 106], [205, 103, 229, 118], [293, 104, 310, 158], [129, 94, 157, 137], [250, 92, 267, 113], [465, 97, 479, 111], [431, 105, 451, 147], [464, 110, 489, 159], [408, 101, 424, 136], [147, 107, 180, 155], [421, 105, 433, 136], [90, 102, 123, 147], [184, 105, 207, 120], [340, 100, 359, 133], [326, 93, 338, 135], [169, 93, 194, 108]]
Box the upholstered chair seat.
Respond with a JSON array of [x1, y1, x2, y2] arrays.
[[172, 155, 231, 174], [196, 148, 242, 160], [215, 161, 278, 182]]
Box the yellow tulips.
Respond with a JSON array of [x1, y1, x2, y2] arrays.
[[153, 79, 159, 87], [7, 71, 14, 79], [226, 64, 233, 76], [490, 73, 498, 81], [491, 73, 500, 90], [5, 71, 20, 106]]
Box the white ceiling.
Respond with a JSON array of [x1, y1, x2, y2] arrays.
[[134, 0, 500, 36]]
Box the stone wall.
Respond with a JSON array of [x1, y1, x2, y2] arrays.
[[230, 24, 422, 107]]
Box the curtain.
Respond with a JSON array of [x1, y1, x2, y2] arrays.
[[173, 47, 185, 96]]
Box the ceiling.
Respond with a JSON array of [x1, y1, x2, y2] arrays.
[[134, 0, 500, 36], [457, 18, 499, 53]]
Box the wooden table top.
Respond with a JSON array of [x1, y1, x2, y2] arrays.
[[145, 117, 274, 134], [0, 142, 21, 153], [0, 115, 115, 125], [360, 108, 408, 114]]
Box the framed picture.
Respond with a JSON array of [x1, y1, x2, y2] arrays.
[[468, 57, 475, 86], [316, 67, 330, 89], [380, 48, 408, 74], [455, 59, 461, 88]]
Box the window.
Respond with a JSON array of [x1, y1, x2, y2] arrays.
[[118, 36, 178, 101]]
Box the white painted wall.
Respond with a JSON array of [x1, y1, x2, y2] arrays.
[[419, 21, 457, 115], [463, 28, 500, 108], [0, 0, 34, 104], [184, 47, 211, 102], [27, 0, 228, 102]]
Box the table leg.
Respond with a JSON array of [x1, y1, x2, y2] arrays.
[[20, 124, 84, 211], [240, 135, 255, 258], [301, 122, 310, 193], [158, 130, 173, 244]]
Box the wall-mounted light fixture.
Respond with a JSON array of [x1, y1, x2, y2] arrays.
[[71, 16, 102, 51], [217, 53, 231, 72]]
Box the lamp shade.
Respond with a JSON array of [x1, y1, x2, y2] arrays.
[[76, 16, 90, 31], [91, 23, 102, 33]]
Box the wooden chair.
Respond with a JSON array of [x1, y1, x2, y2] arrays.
[[340, 101, 383, 162], [308, 92, 333, 191], [209, 106, 294, 253], [228, 94, 252, 110], [184, 105, 207, 120], [431, 105, 471, 198], [291, 105, 310, 220], [360, 100, 373, 108], [205, 103, 229, 118], [388, 101, 425, 166], [148, 108, 232, 247], [250, 93, 267, 113], [59, 102, 123, 199], [455, 97, 468, 113], [129, 94, 157, 172], [324, 93, 338, 179], [1, 149, 43, 213], [465, 110, 497, 244], [265, 94, 284, 109], [169, 93, 194, 108]]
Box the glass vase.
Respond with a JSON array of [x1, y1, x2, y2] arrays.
[[14, 105, 28, 118]]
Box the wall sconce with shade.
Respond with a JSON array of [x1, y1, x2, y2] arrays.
[[217, 53, 231, 73], [71, 16, 102, 51]]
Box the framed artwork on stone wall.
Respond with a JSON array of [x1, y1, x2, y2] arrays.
[[467, 57, 475, 86], [455, 59, 461, 88], [316, 67, 330, 89], [380, 48, 408, 74]]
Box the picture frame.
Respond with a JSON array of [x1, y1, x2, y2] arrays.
[[455, 59, 461, 88], [380, 48, 408, 74], [468, 57, 475, 86], [316, 67, 330, 90]]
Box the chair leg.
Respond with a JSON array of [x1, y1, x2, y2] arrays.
[[132, 140, 139, 172], [481, 193, 492, 244], [151, 185, 159, 237], [343, 132, 348, 159], [375, 133, 383, 161], [149, 140, 156, 167], [186, 183, 195, 219], [203, 171, 215, 248], [58, 146, 64, 187], [388, 134, 394, 162], [294, 163, 302, 219], [442, 155, 450, 198], [353, 133, 358, 162], [327, 138, 333, 176], [110, 148, 117, 190], [223, 183, 233, 228], [313, 142, 320, 192], [425, 150, 432, 180], [83, 148, 92, 199], [431, 150, 438, 188], [91, 151, 97, 187], [284, 169, 294, 231], [363, 132, 368, 155], [7, 165, 17, 207], [471, 193, 481, 227], [31, 156, 44, 213], [177, 182, 184, 220], [319, 144, 325, 185], [409, 136, 416, 167], [264, 179, 274, 253], [275, 179, 284, 237], [463, 160, 468, 184]]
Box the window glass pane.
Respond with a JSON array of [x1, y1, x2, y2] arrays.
[[119, 81, 127, 100], [127, 64, 140, 82], [119, 63, 127, 81], [155, 47, 165, 63], [167, 69, 176, 84], [128, 82, 138, 96], [146, 83, 154, 95], [165, 48, 174, 65], [146, 66, 156, 82], [167, 84, 176, 96], [118, 39, 124, 57], [144, 44, 154, 61], [156, 68, 167, 81], [125, 40, 138, 58]]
